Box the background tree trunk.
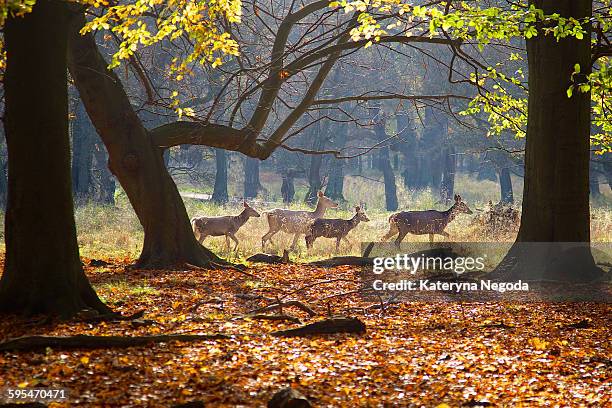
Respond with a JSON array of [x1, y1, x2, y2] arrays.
[[71, 95, 96, 204], [304, 122, 327, 205], [0, 0, 109, 316], [324, 124, 348, 201], [372, 105, 398, 211], [244, 156, 261, 199], [499, 167, 514, 204], [212, 148, 229, 204], [492, 0, 601, 282], [92, 144, 116, 205], [439, 146, 456, 204]]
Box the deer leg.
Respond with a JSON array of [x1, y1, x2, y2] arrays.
[[261, 229, 278, 251], [229, 233, 239, 252], [198, 234, 208, 245], [342, 236, 351, 248], [439, 231, 450, 241], [381, 223, 398, 241], [429, 233, 434, 243], [290, 233, 300, 250], [225, 235, 231, 251], [394, 230, 408, 249], [335, 237, 342, 252]]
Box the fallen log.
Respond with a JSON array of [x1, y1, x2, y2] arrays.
[[0, 333, 230, 352], [271, 317, 366, 337]]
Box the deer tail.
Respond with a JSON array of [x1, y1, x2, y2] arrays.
[[190, 217, 200, 239]]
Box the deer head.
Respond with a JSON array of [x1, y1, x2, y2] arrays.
[[243, 201, 261, 217], [453, 194, 473, 215], [355, 206, 370, 222], [317, 190, 338, 209]]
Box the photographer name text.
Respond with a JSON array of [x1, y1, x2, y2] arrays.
[[372, 279, 529, 292]]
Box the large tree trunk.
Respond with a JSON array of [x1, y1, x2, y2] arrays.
[[68, 12, 224, 269], [212, 148, 229, 204], [71, 95, 96, 204], [0, 0, 109, 317], [492, 0, 601, 282]]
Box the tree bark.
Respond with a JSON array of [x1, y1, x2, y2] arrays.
[[68, 12, 224, 269], [0, 0, 110, 317], [492, 0, 601, 282], [212, 148, 229, 204]]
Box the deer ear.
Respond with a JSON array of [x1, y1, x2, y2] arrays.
[[355, 206, 360, 212], [454, 194, 459, 201], [243, 200, 248, 208], [317, 191, 323, 197]]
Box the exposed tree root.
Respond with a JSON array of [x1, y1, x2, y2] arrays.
[[0, 333, 230, 351], [271, 317, 366, 337]]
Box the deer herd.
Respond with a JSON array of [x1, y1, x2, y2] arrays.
[[190, 191, 474, 253]]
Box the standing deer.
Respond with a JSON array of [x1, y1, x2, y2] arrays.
[[382, 194, 473, 247], [191, 201, 260, 251], [261, 191, 338, 251], [305, 206, 370, 252]]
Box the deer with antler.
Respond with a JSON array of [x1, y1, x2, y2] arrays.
[[382, 194, 473, 247], [191, 201, 260, 251], [261, 191, 338, 251]]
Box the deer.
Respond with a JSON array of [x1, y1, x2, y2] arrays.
[[305, 206, 370, 252], [261, 191, 338, 251], [382, 194, 473, 247], [191, 201, 260, 251]]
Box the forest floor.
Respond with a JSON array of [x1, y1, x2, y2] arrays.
[[0, 257, 610, 407]]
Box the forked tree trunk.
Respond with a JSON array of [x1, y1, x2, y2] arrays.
[[68, 12, 224, 269], [212, 148, 229, 204], [0, 0, 110, 316], [492, 0, 601, 282]]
